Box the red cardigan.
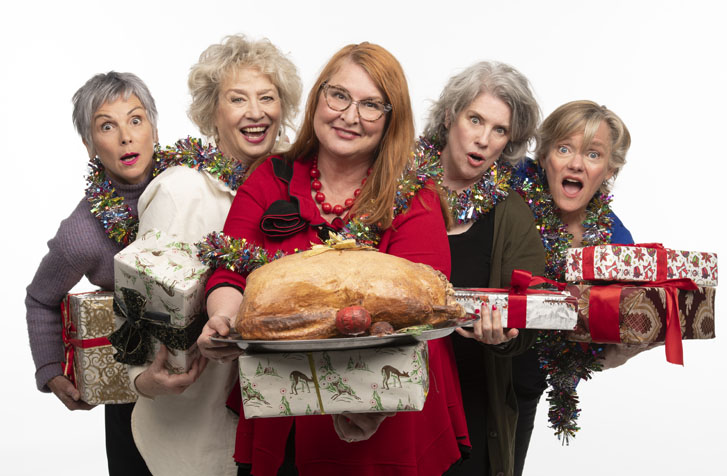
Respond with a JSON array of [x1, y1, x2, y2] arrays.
[[207, 155, 470, 476]]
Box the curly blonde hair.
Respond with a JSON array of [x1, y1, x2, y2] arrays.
[[187, 34, 302, 144]]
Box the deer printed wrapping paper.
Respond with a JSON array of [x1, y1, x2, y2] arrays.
[[63, 292, 137, 404], [238, 343, 429, 418], [113, 229, 210, 373], [565, 244, 718, 286]]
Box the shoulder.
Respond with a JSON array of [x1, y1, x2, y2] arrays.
[[608, 211, 634, 244], [497, 191, 534, 220], [153, 165, 230, 192], [51, 198, 117, 266]]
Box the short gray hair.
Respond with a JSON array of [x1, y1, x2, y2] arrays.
[[187, 34, 302, 141], [72, 71, 158, 151], [423, 61, 540, 163]]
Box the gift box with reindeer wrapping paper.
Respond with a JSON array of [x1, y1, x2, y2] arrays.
[[62, 291, 137, 404], [238, 342, 429, 418], [566, 282, 716, 364], [110, 229, 209, 374], [565, 244, 718, 286]]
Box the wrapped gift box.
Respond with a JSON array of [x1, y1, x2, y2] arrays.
[[566, 283, 716, 344], [454, 288, 578, 330], [238, 343, 428, 418], [113, 229, 209, 373], [565, 244, 718, 286], [64, 292, 137, 404]]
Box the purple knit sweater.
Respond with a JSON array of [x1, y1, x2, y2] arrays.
[[26, 174, 151, 392]]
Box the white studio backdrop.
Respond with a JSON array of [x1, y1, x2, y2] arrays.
[[2, 1, 725, 474]]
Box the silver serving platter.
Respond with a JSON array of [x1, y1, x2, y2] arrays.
[[210, 318, 473, 353]]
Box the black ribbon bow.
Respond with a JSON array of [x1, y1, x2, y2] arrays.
[[109, 287, 208, 365]]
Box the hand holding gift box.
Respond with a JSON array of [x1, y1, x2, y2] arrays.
[[565, 243, 718, 286], [111, 229, 210, 373], [62, 292, 137, 405], [454, 270, 578, 330]]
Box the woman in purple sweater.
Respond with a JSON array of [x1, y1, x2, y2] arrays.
[[25, 71, 158, 475]]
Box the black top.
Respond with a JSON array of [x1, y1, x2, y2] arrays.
[[448, 211, 495, 288], [447, 211, 496, 474]]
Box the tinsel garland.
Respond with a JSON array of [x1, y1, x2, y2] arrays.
[[154, 137, 249, 192], [85, 149, 163, 246], [196, 232, 286, 274], [340, 139, 442, 246], [414, 137, 512, 224], [85, 137, 247, 245], [511, 160, 614, 444]]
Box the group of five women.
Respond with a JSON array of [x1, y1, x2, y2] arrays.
[[26, 33, 636, 476]]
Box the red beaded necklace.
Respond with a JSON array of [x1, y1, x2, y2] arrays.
[[310, 157, 371, 216]]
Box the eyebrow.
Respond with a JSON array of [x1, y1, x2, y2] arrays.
[[227, 88, 276, 95], [93, 106, 144, 122], [328, 84, 385, 102]]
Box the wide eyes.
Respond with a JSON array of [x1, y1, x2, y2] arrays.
[[557, 145, 570, 155], [587, 151, 600, 159], [469, 116, 481, 125]]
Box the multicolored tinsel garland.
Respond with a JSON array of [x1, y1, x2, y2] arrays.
[[196, 232, 286, 274], [155, 137, 249, 192], [511, 160, 614, 444], [86, 137, 248, 245], [413, 137, 512, 224], [340, 139, 442, 246], [85, 149, 163, 246]]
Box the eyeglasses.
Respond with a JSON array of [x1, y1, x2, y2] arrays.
[[321, 82, 392, 122]]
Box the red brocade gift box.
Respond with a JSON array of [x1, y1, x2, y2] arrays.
[[565, 244, 718, 286], [566, 282, 716, 364]]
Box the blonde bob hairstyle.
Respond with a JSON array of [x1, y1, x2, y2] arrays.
[[423, 61, 540, 163], [187, 34, 302, 147], [283, 42, 415, 229], [536, 100, 631, 194]]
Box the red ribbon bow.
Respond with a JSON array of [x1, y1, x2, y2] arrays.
[[61, 293, 113, 385], [582, 243, 668, 281], [507, 269, 567, 328], [587, 277, 698, 365]]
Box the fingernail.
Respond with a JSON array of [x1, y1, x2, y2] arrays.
[[492, 304, 497, 311]]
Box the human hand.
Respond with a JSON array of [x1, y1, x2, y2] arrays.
[[134, 345, 208, 398], [332, 412, 395, 443], [48, 375, 95, 411], [456, 303, 519, 345], [197, 313, 244, 363]]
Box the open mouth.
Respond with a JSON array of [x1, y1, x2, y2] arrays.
[[240, 125, 269, 140], [467, 153, 486, 167], [120, 153, 139, 165], [562, 178, 584, 196]]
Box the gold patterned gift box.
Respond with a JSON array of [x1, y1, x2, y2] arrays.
[[566, 283, 716, 364], [113, 229, 210, 373], [238, 343, 429, 418], [62, 292, 137, 404]]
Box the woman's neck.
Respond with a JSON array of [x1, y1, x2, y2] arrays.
[[561, 211, 586, 247], [316, 150, 372, 193], [217, 140, 254, 168]]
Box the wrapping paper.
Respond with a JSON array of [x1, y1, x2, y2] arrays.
[[566, 283, 715, 346], [64, 292, 137, 404], [454, 288, 577, 330], [238, 343, 428, 418], [565, 244, 718, 286], [114, 229, 209, 373]]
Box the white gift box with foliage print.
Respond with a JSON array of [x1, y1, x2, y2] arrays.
[[238, 342, 429, 418], [114, 229, 209, 373]]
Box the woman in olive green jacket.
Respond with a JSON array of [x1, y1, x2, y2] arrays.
[[420, 60, 544, 476]]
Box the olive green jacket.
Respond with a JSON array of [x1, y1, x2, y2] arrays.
[[480, 192, 545, 476]]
